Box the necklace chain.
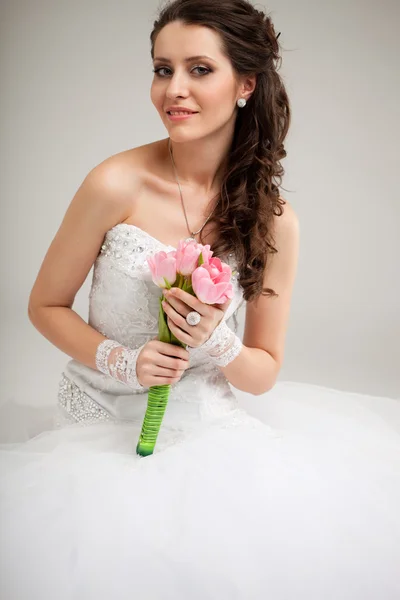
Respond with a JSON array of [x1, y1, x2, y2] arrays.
[[168, 138, 217, 242]]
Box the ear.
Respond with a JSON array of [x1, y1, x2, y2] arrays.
[[240, 74, 257, 102]]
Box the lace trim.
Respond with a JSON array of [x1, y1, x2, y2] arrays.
[[95, 339, 146, 390], [194, 320, 243, 366], [212, 335, 243, 367], [95, 339, 121, 373]]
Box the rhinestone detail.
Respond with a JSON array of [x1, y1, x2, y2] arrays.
[[57, 222, 245, 426], [98, 224, 239, 283], [57, 373, 112, 424]]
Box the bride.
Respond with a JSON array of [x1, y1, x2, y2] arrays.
[[1, 1, 399, 598]]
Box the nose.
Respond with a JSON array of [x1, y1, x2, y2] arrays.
[[165, 70, 189, 99]]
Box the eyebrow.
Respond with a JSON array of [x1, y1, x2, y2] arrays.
[[153, 55, 217, 63]]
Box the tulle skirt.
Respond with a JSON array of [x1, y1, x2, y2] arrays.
[[1, 381, 400, 600]]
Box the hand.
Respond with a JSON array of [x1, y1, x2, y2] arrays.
[[136, 338, 190, 387], [161, 287, 233, 348]]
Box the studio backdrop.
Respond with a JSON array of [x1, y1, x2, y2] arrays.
[[0, 0, 399, 409]]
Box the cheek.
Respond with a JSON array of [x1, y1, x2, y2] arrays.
[[150, 83, 163, 110], [203, 79, 236, 115]]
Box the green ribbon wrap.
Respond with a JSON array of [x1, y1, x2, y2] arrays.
[[136, 273, 190, 457]]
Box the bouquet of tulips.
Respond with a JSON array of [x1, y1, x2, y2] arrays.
[[136, 238, 234, 457]]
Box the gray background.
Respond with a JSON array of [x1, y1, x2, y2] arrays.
[[1, 0, 399, 409]]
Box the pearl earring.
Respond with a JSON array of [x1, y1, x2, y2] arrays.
[[237, 98, 247, 108]]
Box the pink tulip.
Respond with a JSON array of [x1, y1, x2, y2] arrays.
[[175, 239, 212, 276], [192, 257, 234, 304], [198, 244, 213, 265], [147, 250, 177, 289]]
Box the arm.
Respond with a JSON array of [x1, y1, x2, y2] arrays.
[[219, 201, 300, 395], [28, 157, 141, 376]]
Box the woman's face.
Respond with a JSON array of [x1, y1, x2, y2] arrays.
[[151, 21, 244, 142]]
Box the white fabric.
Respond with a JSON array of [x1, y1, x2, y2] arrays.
[[1, 223, 399, 600]]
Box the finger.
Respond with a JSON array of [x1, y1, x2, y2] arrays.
[[154, 353, 189, 370], [154, 364, 187, 377], [168, 288, 209, 316], [163, 294, 191, 319], [210, 293, 233, 308], [155, 341, 189, 360], [163, 302, 194, 336], [153, 375, 182, 385], [167, 316, 194, 347], [214, 297, 233, 313]]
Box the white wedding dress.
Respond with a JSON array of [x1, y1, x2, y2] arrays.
[[1, 223, 400, 600]]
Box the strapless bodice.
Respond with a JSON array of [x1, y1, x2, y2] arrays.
[[57, 223, 245, 429]]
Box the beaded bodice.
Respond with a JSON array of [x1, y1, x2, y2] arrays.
[[90, 224, 243, 347], [58, 223, 245, 428]]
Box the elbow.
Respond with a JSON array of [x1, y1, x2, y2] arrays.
[[28, 288, 38, 321], [27, 295, 46, 324], [253, 380, 276, 396], [28, 301, 39, 325], [253, 356, 281, 395], [28, 298, 35, 320]]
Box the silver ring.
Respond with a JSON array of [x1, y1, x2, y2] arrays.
[[186, 311, 201, 326]]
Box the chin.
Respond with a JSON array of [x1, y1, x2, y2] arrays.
[[166, 131, 199, 143]]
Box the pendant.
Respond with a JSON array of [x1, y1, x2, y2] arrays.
[[185, 236, 197, 243]]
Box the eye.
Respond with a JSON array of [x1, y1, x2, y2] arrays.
[[152, 66, 212, 77], [152, 67, 170, 77], [193, 66, 211, 76]]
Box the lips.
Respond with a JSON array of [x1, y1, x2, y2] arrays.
[[166, 108, 198, 114]]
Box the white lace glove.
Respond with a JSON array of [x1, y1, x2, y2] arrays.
[[95, 339, 147, 390], [191, 319, 243, 367]]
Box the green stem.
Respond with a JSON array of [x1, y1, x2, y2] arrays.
[[136, 292, 186, 456], [136, 384, 171, 456]]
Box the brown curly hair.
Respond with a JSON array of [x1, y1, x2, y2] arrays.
[[150, 0, 291, 302]]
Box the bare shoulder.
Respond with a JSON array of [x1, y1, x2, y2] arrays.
[[105, 139, 164, 177], [88, 145, 146, 211], [28, 142, 160, 311], [266, 197, 300, 290], [90, 139, 165, 209]]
